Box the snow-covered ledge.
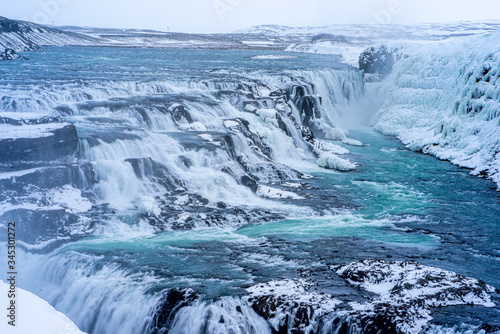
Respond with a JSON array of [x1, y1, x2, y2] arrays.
[[0, 280, 86, 334]]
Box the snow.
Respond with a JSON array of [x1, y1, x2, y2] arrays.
[[286, 42, 366, 67], [313, 140, 350, 154], [178, 122, 207, 132], [372, 30, 500, 188], [257, 185, 304, 200], [174, 194, 190, 206], [0, 123, 69, 139], [336, 259, 496, 334], [317, 153, 356, 171], [0, 185, 92, 214], [223, 120, 240, 129], [0, 111, 56, 120], [244, 104, 257, 112], [251, 55, 296, 60], [136, 196, 160, 217], [241, 41, 276, 45], [256, 108, 277, 120], [0, 280, 86, 334], [341, 138, 363, 147], [0, 167, 45, 180], [245, 279, 341, 333], [50, 185, 93, 213], [246, 279, 340, 311]]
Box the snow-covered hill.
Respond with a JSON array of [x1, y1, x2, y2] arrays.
[[0, 16, 102, 51], [372, 31, 500, 188], [0, 17, 276, 51]]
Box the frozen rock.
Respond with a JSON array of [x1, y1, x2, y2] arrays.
[[245, 279, 341, 333], [335, 259, 497, 334], [317, 153, 356, 171]]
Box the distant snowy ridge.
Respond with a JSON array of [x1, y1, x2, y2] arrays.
[[373, 30, 500, 188], [235, 21, 500, 39], [276, 21, 500, 67], [0, 17, 246, 51], [0, 16, 102, 51], [0, 280, 86, 334]]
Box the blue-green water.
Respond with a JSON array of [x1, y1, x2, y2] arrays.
[[1, 47, 499, 333]]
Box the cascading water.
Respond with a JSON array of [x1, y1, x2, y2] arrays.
[[1, 47, 499, 334]]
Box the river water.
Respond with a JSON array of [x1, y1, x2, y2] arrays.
[[0, 47, 499, 333]]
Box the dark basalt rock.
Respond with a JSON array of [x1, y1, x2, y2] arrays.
[[125, 157, 184, 191], [0, 124, 78, 163], [325, 311, 399, 334], [169, 104, 194, 124], [241, 175, 259, 192], [359, 45, 395, 75], [286, 85, 325, 138], [0, 163, 96, 194], [245, 279, 340, 334], [276, 113, 291, 136], [0, 48, 28, 61], [0, 208, 83, 244], [149, 288, 198, 334], [144, 198, 284, 230]]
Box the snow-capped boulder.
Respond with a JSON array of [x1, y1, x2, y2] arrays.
[[245, 279, 341, 333], [317, 153, 356, 171], [0, 124, 78, 163], [0, 48, 28, 60], [335, 259, 497, 334]]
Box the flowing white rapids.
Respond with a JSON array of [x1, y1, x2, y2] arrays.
[[3, 44, 499, 334], [0, 49, 368, 334]]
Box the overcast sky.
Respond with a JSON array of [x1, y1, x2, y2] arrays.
[[3, 0, 500, 33]]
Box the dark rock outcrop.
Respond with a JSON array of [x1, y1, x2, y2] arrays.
[[0, 48, 28, 61], [359, 45, 395, 75], [0, 124, 78, 162], [149, 288, 198, 334]]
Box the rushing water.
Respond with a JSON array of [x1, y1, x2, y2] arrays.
[[1, 47, 499, 333]]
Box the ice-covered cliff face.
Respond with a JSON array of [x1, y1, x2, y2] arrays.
[[372, 31, 500, 188]]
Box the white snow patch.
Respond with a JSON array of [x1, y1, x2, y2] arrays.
[[0, 123, 69, 139], [0, 280, 86, 334], [251, 55, 297, 60], [244, 104, 257, 112], [0, 168, 45, 180], [257, 185, 304, 200], [223, 120, 240, 129], [136, 196, 160, 217], [317, 153, 356, 171], [314, 140, 350, 154], [178, 122, 207, 132], [341, 138, 363, 146], [174, 194, 190, 206]]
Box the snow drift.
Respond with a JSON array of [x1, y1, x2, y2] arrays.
[[0, 280, 86, 334]]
